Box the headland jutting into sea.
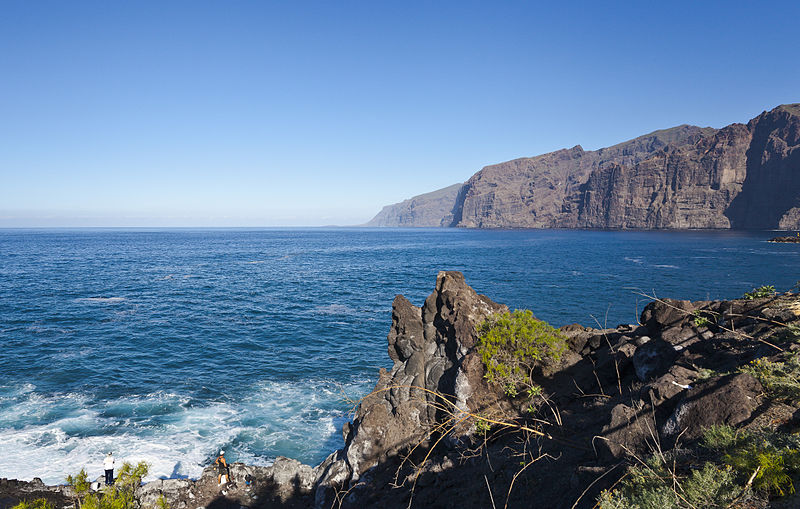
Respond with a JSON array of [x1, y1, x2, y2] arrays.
[[3, 271, 799, 508]]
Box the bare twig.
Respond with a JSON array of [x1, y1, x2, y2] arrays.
[[592, 369, 606, 396], [484, 475, 497, 509], [330, 480, 365, 509], [504, 452, 553, 509], [746, 466, 761, 488], [723, 466, 760, 509], [569, 463, 622, 509]]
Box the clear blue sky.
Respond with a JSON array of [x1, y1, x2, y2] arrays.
[[1, 1, 798, 226]]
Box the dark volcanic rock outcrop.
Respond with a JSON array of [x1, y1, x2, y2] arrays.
[[134, 459, 316, 509], [313, 271, 507, 505], [309, 274, 800, 508], [369, 103, 800, 230], [769, 234, 800, 242], [661, 373, 763, 441], [0, 478, 72, 509]]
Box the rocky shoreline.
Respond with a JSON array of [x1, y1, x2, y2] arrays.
[[769, 235, 800, 243], [3, 271, 800, 508]]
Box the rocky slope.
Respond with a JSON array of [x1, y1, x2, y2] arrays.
[[4, 273, 800, 509], [367, 103, 800, 229], [364, 183, 463, 227]]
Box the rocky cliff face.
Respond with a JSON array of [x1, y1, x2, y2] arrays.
[[566, 123, 751, 228], [364, 183, 463, 227], [453, 125, 717, 228], [312, 271, 507, 506], [368, 103, 800, 229], [726, 104, 800, 229]]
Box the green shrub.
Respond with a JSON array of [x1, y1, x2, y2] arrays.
[[725, 446, 796, 496], [477, 309, 566, 388], [600, 436, 800, 507], [702, 424, 742, 451], [774, 323, 800, 344], [11, 500, 53, 509], [681, 463, 743, 507], [740, 353, 800, 404], [156, 495, 170, 509], [598, 457, 741, 509], [696, 367, 725, 381], [702, 426, 800, 497], [474, 417, 492, 435], [65, 468, 91, 497], [69, 462, 149, 509], [692, 310, 711, 328], [743, 285, 776, 300], [526, 384, 543, 398]]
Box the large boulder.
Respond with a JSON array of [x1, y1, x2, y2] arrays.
[[135, 478, 193, 509], [644, 365, 699, 407], [633, 338, 678, 381], [262, 457, 316, 500], [641, 299, 695, 335], [662, 373, 763, 441], [598, 403, 658, 460]]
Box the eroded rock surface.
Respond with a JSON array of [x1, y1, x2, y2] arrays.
[[314, 271, 506, 506], [662, 373, 763, 440]]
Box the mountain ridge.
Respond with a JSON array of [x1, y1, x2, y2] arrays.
[[367, 104, 800, 229]]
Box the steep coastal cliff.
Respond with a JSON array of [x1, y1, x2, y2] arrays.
[[368, 104, 800, 229], [364, 183, 463, 227], [4, 272, 799, 508]]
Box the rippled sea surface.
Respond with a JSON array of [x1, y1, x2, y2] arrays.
[[0, 228, 797, 482]]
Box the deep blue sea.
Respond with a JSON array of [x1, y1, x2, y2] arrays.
[[1, 228, 798, 483]]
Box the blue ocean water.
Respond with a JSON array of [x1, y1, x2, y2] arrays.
[[0, 228, 797, 483]]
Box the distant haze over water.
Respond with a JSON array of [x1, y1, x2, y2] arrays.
[[0, 228, 796, 483]]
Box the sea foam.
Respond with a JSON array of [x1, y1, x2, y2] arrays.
[[0, 379, 369, 484]]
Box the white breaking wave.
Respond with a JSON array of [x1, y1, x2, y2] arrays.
[[0, 379, 371, 484], [78, 297, 126, 303]]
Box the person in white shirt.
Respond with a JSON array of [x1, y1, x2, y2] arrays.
[[104, 452, 115, 485]]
